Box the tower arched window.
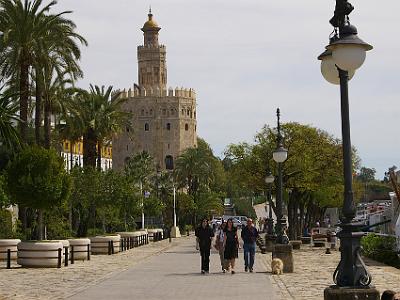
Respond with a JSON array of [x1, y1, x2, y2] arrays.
[[165, 155, 174, 170], [185, 124, 189, 131], [145, 123, 149, 131], [166, 123, 171, 130]]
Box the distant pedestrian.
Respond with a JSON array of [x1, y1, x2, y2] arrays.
[[223, 218, 239, 274], [195, 218, 214, 274], [241, 218, 259, 272], [214, 221, 226, 272]]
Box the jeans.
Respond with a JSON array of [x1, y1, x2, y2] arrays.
[[200, 247, 210, 271], [243, 242, 256, 269]]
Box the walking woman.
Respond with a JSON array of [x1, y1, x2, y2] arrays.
[[195, 218, 214, 274], [223, 218, 239, 274], [215, 221, 226, 273]]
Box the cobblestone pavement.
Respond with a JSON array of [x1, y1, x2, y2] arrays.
[[0, 238, 176, 300], [259, 244, 400, 300], [69, 237, 277, 300]]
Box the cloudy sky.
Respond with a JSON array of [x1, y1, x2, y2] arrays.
[[56, 0, 399, 179]]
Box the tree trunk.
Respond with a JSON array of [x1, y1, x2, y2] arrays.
[[83, 128, 97, 168], [19, 57, 29, 143], [97, 141, 102, 171], [43, 99, 51, 149], [34, 71, 43, 145], [70, 141, 74, 170], [37, 209, 44, 240]]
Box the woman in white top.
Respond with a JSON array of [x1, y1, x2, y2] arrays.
[[214, 221, 226, 272]]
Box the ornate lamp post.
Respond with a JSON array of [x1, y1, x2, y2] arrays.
[[272, 108, 288, 244], [318, 1, 377, 299], [265, 169, 275, 235]]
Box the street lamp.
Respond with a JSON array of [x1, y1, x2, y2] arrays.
[[272, 108, 288, 244], [318, 0, 377, 297], [265, 169, 275, 235]]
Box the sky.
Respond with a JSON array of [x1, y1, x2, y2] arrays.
[[55, 0, 399, 180]]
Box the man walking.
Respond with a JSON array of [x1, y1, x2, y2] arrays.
[[241, 218, 259, 272], [195, 218, 214, 274]]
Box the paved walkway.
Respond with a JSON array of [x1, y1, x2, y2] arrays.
[[68, 237, 277, 300]]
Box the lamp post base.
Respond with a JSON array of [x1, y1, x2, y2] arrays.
[[170, 226, 181, 238], [265, 234, 276, 252], [324, 286, 379, 300], [272, 243, 293, 273]]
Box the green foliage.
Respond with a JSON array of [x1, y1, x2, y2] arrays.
[[6, 146, 71, 210], [357, 167, 376, 183], [0, 174, 10, 208], [361, 233, 400, 268], [232, 198, 257, 220], [0, 208, 13, 238]]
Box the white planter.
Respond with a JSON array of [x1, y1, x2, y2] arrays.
[[17, 241, 63, 268], [68, 238, 91, 261], [90, 235, 121, 255], [0, 239, 21, 261]]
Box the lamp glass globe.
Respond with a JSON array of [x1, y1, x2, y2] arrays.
[[332, 44, 366, 72]]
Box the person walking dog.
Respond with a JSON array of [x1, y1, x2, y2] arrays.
[[241, 218, 259, 272], [195, 218, 214, 274]]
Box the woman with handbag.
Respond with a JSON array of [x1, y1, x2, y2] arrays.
[[223, 218, 239, 274], [214, 221, 226, 273]]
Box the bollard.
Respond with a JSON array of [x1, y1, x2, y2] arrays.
[[71, 245, 75, 264], [87, 244, 91, 260], [64, 247, 69, 267], [6, 249, 11, 269], [57, 248, 62, 268], [108, 241, 112, 255], [121, 238, 124, 252], [111, 240, 114, 255], [169, 235, 172, 243]]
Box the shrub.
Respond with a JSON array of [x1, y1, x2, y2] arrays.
[[361, 233, 400, 268], [0, 209, 13, 238]]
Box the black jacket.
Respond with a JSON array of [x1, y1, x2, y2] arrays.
[[195, 225, 214, 249], [241, 225, 259, 244]]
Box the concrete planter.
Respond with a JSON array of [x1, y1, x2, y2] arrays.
[[90, 235, 121, 255], [0, 239, 21, 261], [147, 229, 163, 241], [17, 241, 63, 268], [68, 238, 91, 261]]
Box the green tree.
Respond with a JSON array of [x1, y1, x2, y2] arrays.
[[6, 146, 70, 239], [0, 0, 86, 144], [357, 167, 376, 183], [69, 85, 128, 168], [0, 85, 20, 150]]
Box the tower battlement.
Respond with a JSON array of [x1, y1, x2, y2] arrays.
[[137, 44, 166, 50], [112, 86, 196, 100]]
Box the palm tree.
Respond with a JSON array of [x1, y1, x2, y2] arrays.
[[0, 85, 21, 149], [0, 0, 87, 144], [70, 85, 128, 168]]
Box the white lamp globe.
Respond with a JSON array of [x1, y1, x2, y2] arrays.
[[331, 44, 366, 72], [319, 49, 355, 85], [265, 174, 275, 184], [273, 146, 288, 163]]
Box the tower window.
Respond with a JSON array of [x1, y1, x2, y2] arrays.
[[145, 123, 149, 131], [187, 110, 190, 116], [185, 124, 189, 131], [126, 127, 130, 132], [166, 123, 171, 130], [194, 111, 196, 119], [165, 155, 174, 170], [181, 109, 184, 115]]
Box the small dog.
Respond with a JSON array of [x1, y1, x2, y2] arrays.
[[271, 258, 284, 275]]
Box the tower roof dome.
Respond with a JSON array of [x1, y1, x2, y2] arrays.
[[142, 9, 160, 31]]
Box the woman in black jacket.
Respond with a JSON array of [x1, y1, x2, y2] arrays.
[[195, 218, 214, 274], [223, 218, 239, 274]]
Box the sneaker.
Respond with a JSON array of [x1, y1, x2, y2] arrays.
[[201, 270, 205, 274], [245, 267, 248, 272], [249, 268, 254, 273], [222, 268, 226, 273], [231, 270, 235, 274]]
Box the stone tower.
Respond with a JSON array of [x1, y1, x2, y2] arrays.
[[112, 10, 197, 171]]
